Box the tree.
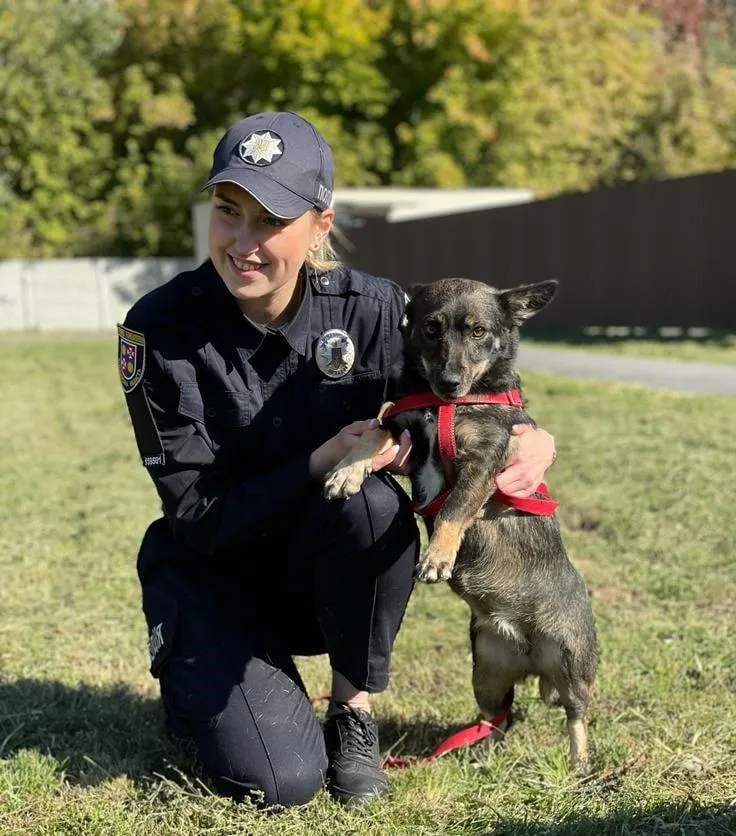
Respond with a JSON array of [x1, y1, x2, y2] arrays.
[[98, 0, 525, 250], [484, 0, 665, 195], [367, 0, 523, 187], [0, 0, 121, 256], [1, 0, 733, 257], [99, 0, 393, 254]]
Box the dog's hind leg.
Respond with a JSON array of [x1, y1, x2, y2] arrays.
[[553, 679, 592, 775], [470, 616, 526, 742]]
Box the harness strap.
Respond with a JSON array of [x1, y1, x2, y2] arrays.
[[414, 488, 451, 518], [383, 689, 513, 768], [381, 390, 523, 420], [492, 482, 558, 515], [437, 402, 456, 463], [382, 389, 557, 517]]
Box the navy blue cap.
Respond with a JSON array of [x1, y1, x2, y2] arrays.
[[202, 111, 334, 218]]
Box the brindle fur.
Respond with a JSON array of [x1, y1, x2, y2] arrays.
[[323, 278, 598, 773]]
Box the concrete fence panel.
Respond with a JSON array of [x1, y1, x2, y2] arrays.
[[0, 258, 196, 331]]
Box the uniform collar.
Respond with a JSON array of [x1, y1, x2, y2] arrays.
[[272, 267, 312, 356], [202, 260, 312, 358]]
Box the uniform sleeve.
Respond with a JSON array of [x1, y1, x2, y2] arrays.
[[119, 321, 315, 557]]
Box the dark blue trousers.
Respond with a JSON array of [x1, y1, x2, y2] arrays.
[[137, 475, 419, 807]]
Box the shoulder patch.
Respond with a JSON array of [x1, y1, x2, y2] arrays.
[[118, 324, 146, 393]]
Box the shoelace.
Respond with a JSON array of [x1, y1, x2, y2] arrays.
[[335, 707, 377, 758]]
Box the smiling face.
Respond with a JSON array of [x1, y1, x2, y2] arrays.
[[208, 182, 334, 322]]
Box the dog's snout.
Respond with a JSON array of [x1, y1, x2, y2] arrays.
[[437, 373, 464, 398], [442, 372, 463, 387]]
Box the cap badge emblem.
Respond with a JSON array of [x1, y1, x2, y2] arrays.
[[316, 329, 355, 379], [239, 131, 283, 166]]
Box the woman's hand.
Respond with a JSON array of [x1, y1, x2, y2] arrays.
[[381, 429, 412, 476], [495, 424, 556, 498], [309, 420, 411, 480]]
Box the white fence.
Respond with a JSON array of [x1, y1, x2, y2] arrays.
[[0, 258, 196, 331]]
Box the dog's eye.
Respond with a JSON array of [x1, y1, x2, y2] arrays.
[[423, 322, 439, 339], [471, 326, 487, 339]]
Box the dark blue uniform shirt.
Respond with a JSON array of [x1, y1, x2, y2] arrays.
[[120, 260, 406, 562]]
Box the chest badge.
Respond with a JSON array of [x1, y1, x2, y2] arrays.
[[316, 329, 355, 378]]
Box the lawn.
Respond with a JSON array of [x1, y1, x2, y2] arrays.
[[524, 328, 736, 365], [1, 337, 734, 836]]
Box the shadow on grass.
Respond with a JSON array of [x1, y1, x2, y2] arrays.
[[3, 682, 734, 834], [491, 803, 736, 835], [0, 677, 511, 788], [0, 678, 196, 788]]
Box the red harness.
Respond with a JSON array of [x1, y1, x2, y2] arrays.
[[381, 390, 558, 517]]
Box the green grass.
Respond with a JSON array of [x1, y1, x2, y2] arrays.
[[525, 328, 736, 365], [1, 337, 735, 835]]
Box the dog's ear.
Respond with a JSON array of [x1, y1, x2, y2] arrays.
[[404, 283, 427, 301], [400, 284, 427, 332], [497, 280, 558, 327]]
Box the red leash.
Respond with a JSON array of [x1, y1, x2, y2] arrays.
[[381, 390, 558, 517], [310, 691, 513, 768]]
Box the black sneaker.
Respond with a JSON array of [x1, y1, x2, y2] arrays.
[[323, 703, 389, 805]]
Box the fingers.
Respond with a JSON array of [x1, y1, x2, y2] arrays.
[[495, 465, 542, 498], [510, 423, 535, 436], [505, 426, 555, 468], [372, 441, 401, 472], [395, 429, 412, 467], [496, 426, 551, 496], [382, 429, 412, 475], [342, 418, 380, 438], [504, 433, 522, 465], [339, 418, 381, 451]]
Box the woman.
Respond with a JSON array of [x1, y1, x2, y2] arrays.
[[118, 111, 556, 808]]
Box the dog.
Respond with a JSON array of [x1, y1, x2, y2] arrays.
[[323, 278, 598, 773]]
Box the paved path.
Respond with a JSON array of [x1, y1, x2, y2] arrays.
[[517, 345, 736, 396]]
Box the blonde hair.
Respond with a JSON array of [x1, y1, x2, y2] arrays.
[[305, 235, 341, 273], [306, 209, 341, 273]]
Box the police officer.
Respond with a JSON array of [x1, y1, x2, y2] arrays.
[[118, 111, 556, 808]]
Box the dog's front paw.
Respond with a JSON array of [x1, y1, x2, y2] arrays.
[[415, 544, 456, 583], [323, 462, 370, 499]]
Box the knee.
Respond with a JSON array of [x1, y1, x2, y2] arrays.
[[208, 758, 325, 808], [272, 764, 325, 808], [334, 475, 418, 550], [192, 692, 327, 808]]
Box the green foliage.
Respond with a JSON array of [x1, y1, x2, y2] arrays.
[[606, 47, 736, 184], [373, 0, 522, 187], [0, 0, 735, 256], [0, 0, 122, 256], [487, 0, 662, 195]]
